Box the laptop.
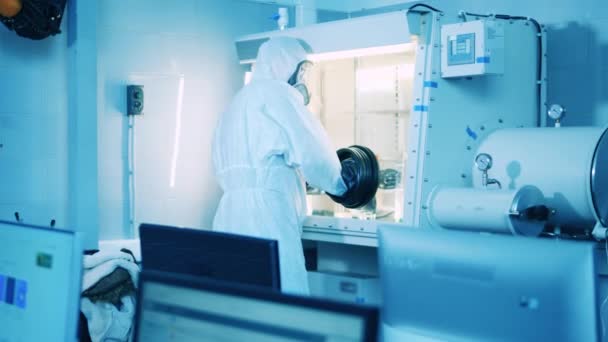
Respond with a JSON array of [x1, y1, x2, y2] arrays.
[[139, 223, 281, 290], [378, 226, 599, 341], [0, 220, 83, 341], [134, 270, 379, 341]]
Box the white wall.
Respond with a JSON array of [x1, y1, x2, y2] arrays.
[[97, 0, 283, 239], [0, 22, 68, 228]]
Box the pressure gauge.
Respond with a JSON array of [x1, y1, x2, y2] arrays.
[[475, 153, 493, 171], [548, 104, 565, 120]]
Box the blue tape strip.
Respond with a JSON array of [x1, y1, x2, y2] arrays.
[[413, 105, 429, 112], [423, 81, 438, 88], [476, 56, 490, 64], [5, 277, 15, 305], [466, 126, 478, 140], [14, 279, 27, 309], [0, 275, 5, 302]]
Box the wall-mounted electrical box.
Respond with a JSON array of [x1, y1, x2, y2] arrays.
[[127, 85, 144, 115], [441, 20, 504, 78]]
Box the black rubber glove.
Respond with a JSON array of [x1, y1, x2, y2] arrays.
[[340, 158, 358, 196], [327, 145, 379, 209]]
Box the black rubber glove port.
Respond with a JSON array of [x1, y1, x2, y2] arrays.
[[328, 145, 379, 209]]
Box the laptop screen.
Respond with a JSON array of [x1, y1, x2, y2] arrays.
[[378, 226, 598, 341], [135, 271, 378, 341], [140, 224, 281, 290], [0, 220, 82, 342]]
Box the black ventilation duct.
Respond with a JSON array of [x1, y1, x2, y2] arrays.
[[0, 0, 67, 40]]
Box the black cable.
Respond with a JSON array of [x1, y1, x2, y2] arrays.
[[462, 13, 544, 125], [408, 3, 443, 14], [462, 12, 491, 18]]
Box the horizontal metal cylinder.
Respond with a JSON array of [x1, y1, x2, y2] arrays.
[[474, 127, 608, 230], [428, 186, 546, 236]]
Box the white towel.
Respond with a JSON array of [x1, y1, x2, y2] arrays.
[[81, 249, 140, 342], [82, 257, 140, 292], [84, 248, 135, 269], [81, 296, 135, 342]]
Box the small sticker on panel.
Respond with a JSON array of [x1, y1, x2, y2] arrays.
[[466, 126, 478, 140], [5, 277, 15, 305], [340, 281, 358, 294], [14, 279, 27, 309], [0, 275, 27, 309], [37, 253, 53, 269]]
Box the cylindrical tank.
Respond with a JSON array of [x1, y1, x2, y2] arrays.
[[473, 127, 608, 231], [428, 185, 546, 236]]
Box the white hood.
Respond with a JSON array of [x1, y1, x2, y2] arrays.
[[252, 37, 307, 82]]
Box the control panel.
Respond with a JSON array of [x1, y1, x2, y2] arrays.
[[441, 20, 504, 78]]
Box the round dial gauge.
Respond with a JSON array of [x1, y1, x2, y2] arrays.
[[548, 104, 565, 120], [475, 153, 493, 171]]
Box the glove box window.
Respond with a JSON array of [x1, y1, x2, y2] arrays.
[[305, 48, 415, 223]]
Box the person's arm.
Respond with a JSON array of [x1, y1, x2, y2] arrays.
[[263, 88, 347, 196]]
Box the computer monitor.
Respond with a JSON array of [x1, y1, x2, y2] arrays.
[[378, 226, 599, 342], [0, 220, 83, 341], [139, 223, 281, 291], [134, 270, 379, 341]]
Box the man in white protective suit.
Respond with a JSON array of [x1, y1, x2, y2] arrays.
[[212, 37, 348, 295]]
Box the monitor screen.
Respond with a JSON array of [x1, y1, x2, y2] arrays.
[[0, 220, 82, 342], [134, 271, 378, 342], [139, 224, 281, 290], [378, 226, 599, 342]]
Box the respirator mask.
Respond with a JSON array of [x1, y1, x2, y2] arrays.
[[288, 60, 313, 106]]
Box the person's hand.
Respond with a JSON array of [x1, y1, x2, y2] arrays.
[[328, 145, 379, 209], [341, 158, 358, 195]]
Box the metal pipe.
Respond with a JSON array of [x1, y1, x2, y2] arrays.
[[295, 0, 317, 27]]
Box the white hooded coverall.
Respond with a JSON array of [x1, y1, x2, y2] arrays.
[[212, 37, 347, 295]]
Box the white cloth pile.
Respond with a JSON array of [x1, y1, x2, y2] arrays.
[[81, 248, 140, 342]]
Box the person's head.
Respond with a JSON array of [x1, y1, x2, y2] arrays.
[[253, 37, 313, 105]]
